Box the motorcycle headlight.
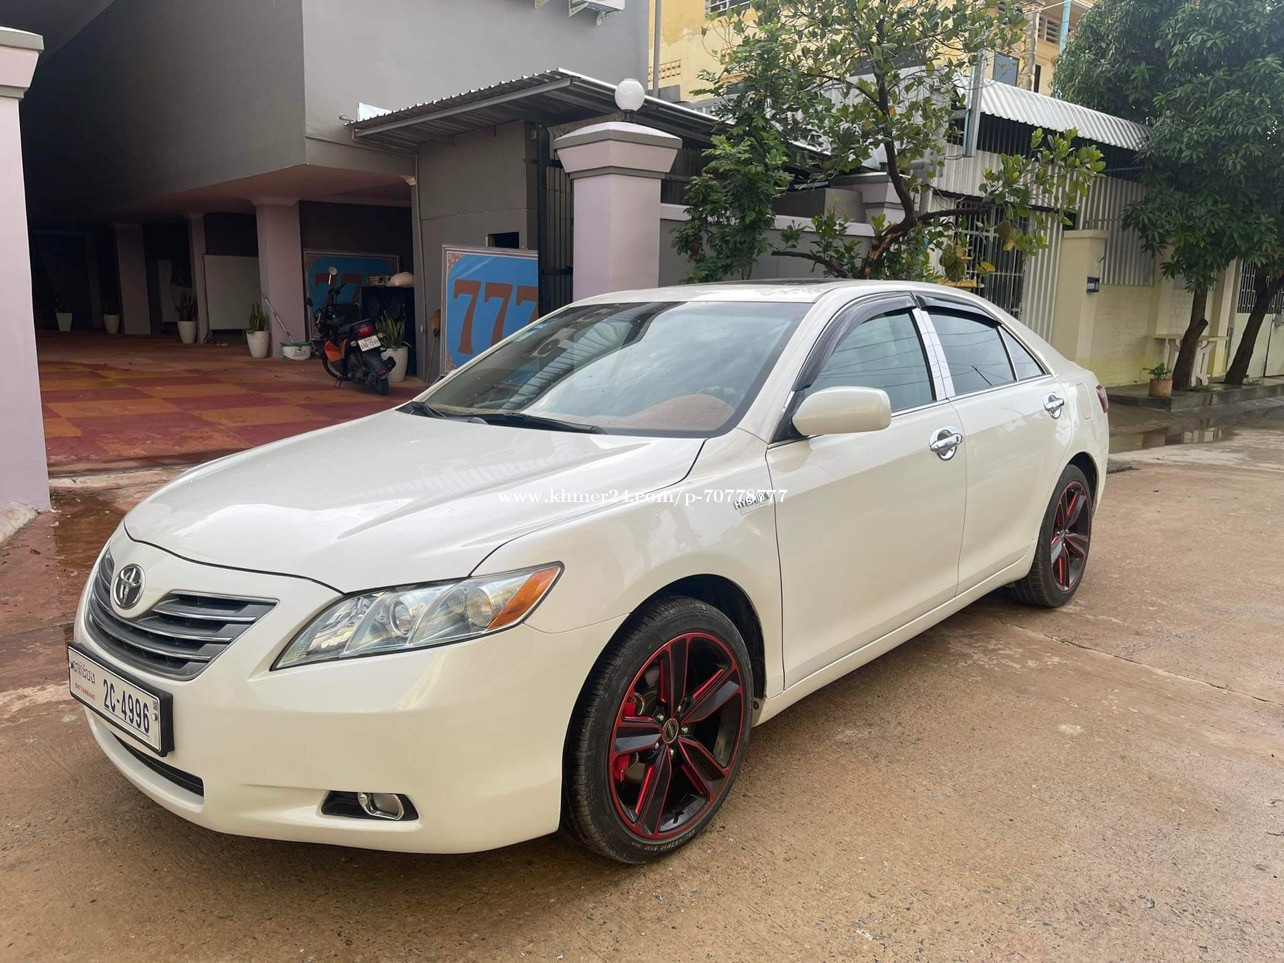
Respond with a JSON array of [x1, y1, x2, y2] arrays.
[[274, 564, 561, 669]]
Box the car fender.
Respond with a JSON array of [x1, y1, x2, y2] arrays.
[[472, 428, 786, 703]]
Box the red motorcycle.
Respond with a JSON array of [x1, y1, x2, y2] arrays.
[[312, 266, 391, 396]]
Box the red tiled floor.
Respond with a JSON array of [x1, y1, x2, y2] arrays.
[[36, 332, 424, 473]]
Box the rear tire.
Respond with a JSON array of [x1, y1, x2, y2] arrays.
[[563, 597, 753, 864], [374, 376, 390, 396], [1010, 464, 1093, 608]]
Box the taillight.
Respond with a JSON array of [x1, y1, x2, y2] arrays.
[[354, 322, 375, 338], [1095, 384, 1109, 413]]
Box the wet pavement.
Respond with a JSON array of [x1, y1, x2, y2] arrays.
[[36, 333, 422, 474], [1, 425, 1282, 959], [1107, 397, 1284, 453]]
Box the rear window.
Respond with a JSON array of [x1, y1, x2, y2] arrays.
[[928, 310, 1016, 395], [1001, 328, 1046, 380]]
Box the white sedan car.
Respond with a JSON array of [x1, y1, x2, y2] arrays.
[[69, 281, 1108, 863]]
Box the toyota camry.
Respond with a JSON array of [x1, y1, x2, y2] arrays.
[[68, 281, 1108, 863]]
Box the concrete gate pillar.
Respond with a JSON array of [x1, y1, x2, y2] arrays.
[[0, 26, 49, 512], [554, 122, 680, 299], [1050, 229, 1108, 366], [186, 213, 210, 342], [252, 198, 306, 354]]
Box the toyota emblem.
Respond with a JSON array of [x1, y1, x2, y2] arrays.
[[113, 564, 145, 610]]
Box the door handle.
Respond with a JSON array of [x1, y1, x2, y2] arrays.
[[1044, 393, 1066, 419], [929, 426, 963, 461]]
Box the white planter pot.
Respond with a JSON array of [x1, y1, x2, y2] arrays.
[[56, 312, 73, 333], [103, 313, 121, 334], [247, 330, 270, 359], [383, 346, 409, 383], [178, 320, 198, 344]]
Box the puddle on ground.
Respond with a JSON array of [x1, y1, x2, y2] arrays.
[[1110, 424, 1236, 453], [48, 490, 125, 572]]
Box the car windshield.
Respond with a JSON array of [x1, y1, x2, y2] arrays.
[[420, 300, 809, 436]]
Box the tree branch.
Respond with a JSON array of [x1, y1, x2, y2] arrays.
[[769, 248, 852, 277]]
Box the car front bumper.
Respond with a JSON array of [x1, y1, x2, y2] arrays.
[[75, 533, 621, 854]]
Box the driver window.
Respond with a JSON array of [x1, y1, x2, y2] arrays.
[[805, 309, 935, 413]]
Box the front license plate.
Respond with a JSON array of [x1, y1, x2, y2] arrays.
[[357, 334, 381, 352], [67, 644, 172, 755]]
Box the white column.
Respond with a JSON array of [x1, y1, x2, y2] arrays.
[[186, 213, 210, 342], [554, 122, 680, 299], [252, 198, 305, 354], [0, 27, 48, 512], [113, 222, 150, 334]]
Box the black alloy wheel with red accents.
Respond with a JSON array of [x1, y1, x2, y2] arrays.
[[1011, 463, 1095, 608], [564, 597, 753, 863]]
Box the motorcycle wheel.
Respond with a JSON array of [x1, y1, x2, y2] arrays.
[[374, 376, 390, 396], [321, 354, 345, 384]]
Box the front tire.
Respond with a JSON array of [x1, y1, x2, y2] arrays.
[[564, 597, 753, 863], [1011, 464, 1094, 607]]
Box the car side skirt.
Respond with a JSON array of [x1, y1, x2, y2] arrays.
[[753, 549, 1036, 727]]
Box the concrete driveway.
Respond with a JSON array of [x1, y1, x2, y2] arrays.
[[1, 420, 1281, 960]]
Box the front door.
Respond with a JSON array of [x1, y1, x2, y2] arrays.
[[767, 298, 966, 687], [918, 302, 1074, 589]]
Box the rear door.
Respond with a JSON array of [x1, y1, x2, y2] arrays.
[[917, 300, 1074, 590], [767, 296, 966, 686]]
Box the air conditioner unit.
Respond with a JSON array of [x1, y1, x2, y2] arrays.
[[568, 0, 625, 24]]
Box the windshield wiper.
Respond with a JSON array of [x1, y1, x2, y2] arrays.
[[399, 400, 459, 419], [473, 411, 606, 434]]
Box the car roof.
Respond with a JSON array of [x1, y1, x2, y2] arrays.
[[574, 279, 997, 306]]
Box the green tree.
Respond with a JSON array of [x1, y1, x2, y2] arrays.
[[1057, 0, 1284, 388], [675, 0, 1103, 284]]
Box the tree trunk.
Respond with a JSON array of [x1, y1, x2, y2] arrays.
[[1224, 272, 1284, 386], [1171, 287, 1208, 390]]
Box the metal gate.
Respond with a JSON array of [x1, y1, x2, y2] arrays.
[[534, 125, 574, 315]]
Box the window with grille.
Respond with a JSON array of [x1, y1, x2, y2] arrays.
[[1238, 265, 1284, 313], [707, 0, 750, 15], [1039, 16, 1062, 43]]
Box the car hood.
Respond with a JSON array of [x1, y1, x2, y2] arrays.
[[124, 411, 704, 592]]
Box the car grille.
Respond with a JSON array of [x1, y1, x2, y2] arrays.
[[114, 736, 204, 797], [86, 552, 276, 681]]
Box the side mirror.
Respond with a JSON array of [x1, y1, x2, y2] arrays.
[[792, 386, 891, 437]]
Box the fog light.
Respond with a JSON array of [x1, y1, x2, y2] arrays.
[[358, 791, 406, 820], [321, 790, 419, 821]]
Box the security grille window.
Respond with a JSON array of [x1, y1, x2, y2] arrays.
[[1001, 328, 1046, 380], [1039, 16, 1062, 43], [1237, 264, 1284, 313], [806, 310, 935, 412], [928, 310, 1017, 395], [954, 208, 1026, 318], [707, 0, 750, 15]]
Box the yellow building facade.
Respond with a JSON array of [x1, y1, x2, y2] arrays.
[[651, 0, 1096, 102]]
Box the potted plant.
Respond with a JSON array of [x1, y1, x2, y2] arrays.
[[102, 291, 121, 334], [55, 297, 73, 333], [377, 314, 409, 384], [247, 302, 270, 359], [1144, 361, 1174, 398], [174, 292, 198, 344]]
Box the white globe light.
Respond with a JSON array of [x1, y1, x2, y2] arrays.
[[615, 78, 647, 115]]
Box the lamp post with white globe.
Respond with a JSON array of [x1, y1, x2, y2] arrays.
[[615, 77, 646, 123]]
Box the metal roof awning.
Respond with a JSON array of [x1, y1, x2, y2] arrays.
[[980, 84, 1147, 151], [349, 69, 720, 151]]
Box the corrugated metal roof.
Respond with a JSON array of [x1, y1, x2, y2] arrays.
[[349, 69, 720, 151], [980, 84, 1148, 151]]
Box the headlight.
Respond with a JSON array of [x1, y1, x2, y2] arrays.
[[273, 564, 561, 669]]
